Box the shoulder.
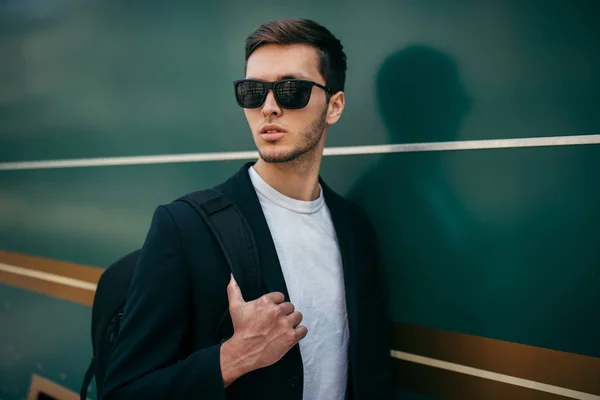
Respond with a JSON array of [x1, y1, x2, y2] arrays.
[[322, 181, 377, 237], [139, 194, 229, 279], [161, 197, 200, 221], [346, 199, 380, 248], [142, 193, 214, 252], [330, 185, 374, 224]]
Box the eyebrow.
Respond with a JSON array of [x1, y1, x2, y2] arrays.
[[279, 73, 309, 80], [246, 73, 310, 81]]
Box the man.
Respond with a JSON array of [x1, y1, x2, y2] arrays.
[[102, 18, 392, 400]]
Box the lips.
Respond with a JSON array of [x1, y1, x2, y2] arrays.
[[260, 124, 286, 141], [260, 124, 285, 134]]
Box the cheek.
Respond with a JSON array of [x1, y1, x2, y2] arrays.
[[285, 111, 315, 134], [244, 110, 261, 129], [308, 92, 328, 114], [303, 99, 327, 122]]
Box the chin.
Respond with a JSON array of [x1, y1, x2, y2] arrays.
[[258, 145, 302, 164], [259, 150, 295, 164]]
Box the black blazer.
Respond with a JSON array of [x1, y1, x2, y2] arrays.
[[102, 162, 392, 400]]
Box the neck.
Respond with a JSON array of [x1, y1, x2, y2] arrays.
[[253, 154, 323, 201]]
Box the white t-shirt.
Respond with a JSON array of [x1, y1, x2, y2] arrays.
[[248, 166, 349, 400]]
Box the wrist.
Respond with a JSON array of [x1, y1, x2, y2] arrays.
[[220, 336, 250, 387]]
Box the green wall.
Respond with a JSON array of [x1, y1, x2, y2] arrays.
[[1, 1, 599, 399]]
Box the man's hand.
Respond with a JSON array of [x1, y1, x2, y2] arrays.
[[220, 274, 307, 387]]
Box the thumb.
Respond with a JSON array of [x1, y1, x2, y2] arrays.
[[227, 273, 245, 306]]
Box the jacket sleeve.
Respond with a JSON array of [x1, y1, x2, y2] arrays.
[[101, 205, 226, 400]]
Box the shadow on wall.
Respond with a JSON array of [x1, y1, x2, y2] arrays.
[[375, 44, 472, 144], [348, 44, 600, 359], [347, 45, 484, 330]]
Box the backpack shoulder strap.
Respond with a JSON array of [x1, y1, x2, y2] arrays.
[[176, 189, 262, 301]]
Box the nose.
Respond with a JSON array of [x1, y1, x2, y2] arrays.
[[262, 90, 282, 117]]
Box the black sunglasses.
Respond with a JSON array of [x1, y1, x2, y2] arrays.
[[233, 79, 332, 109]]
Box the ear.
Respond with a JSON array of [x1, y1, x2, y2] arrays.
[[326, 91, 345, 125]]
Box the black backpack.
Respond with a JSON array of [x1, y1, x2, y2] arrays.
[[80, 188, 262, 400]]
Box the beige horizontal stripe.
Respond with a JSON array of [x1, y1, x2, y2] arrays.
[[392, 351, 600, 400], [0, 263, 97, 291], [393, 358, 574, 400], [0, 134, 599, 170], [0, 250, 104, 283], [0, 251, 102, 306], [0, 269, 94, 306], [393, 323, 600, 396]]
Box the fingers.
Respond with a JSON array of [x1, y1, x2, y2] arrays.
[[279, 302, 295, 316], [262, 291, 285, 305], [294, 325, 308, 341], [286, 311, 303, 328], [227, 274, 245, 306]]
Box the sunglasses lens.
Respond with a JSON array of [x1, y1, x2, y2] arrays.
[[275, 80, 312, 108], [235, 80, 266, 108], [235, 80, 315, 109]]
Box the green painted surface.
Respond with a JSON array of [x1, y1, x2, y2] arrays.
[[1, 0, 599, 398], [1, 147, 600, 398], [1, 1, 599, 163], [0, 162, 245, 268], [343, 146, 600, 358], [0, 284, 97, 399]]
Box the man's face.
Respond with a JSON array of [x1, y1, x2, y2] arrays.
[[242, 43, 342, 164]]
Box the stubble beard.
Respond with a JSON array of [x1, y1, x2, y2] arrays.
[[258, 106, 328, 164]]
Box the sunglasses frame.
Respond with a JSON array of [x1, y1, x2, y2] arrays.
[[233, 78, 332, 109]]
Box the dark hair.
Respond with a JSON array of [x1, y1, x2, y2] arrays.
[[245, 18, 347, 93]]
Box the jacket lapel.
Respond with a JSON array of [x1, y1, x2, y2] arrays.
[[320, 179, 360, 388], [218, 163, 303, 399], [217, 162, 292, 302]]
